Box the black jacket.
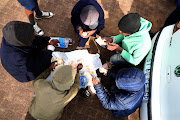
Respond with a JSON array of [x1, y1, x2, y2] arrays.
[[1, 36, 52, 82]]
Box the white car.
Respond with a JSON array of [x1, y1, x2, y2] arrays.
[[140, 24, 180, 120]]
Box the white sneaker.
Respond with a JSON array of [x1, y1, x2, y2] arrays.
[[33, 23, 44, 36], [35, 11, 54, 19]]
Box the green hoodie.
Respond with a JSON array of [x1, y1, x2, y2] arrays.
[[112, 17, 152, 66]]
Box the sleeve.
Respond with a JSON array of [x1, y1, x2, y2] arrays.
[[32, 68, 51, 86], [33, 79, 51, 92], [71, 1, 84, 32], [107, 70, 117, 80], [94, 83, 124, 111], [96, 15, 104, 32], [120, 47, 144, 66], [29, 36, 50, 54], [63, 73, 80, 105], [112, 34, 124, 43], [95, 2, 105, 32]]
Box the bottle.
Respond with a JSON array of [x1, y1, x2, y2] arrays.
[[80, 76, 87, 88]]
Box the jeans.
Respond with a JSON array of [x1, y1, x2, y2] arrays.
[[78, 32, 96, 47], [110, 53, 128, 66], [17, 0, 37, 11]]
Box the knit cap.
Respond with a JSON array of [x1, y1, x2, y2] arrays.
[[80, 5, 99, 29], [118, 13, 141, 34]]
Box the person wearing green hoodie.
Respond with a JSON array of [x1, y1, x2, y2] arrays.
[[28, 63, 83, 120], [104, 13, 152, 66]]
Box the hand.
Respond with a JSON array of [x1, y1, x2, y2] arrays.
[[92, 76, 100, 85], [49, 39, 60, 46], [107, 43, 123, 53], [99, 67, 108, 75], [81, 32, 89, 38], [85, 29, 97, 38], [48, 61, 57, 71], [78, 27, 84, 37], [103, 37, 113, 43], [77, 63, 83, 73]]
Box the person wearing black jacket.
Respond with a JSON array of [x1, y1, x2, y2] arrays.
[[0, 21, 59, 82]]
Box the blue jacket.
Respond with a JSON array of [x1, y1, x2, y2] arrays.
[[94, 68, 145, 117], [0, 36, 52, 82], [71, 0, 105, 32]]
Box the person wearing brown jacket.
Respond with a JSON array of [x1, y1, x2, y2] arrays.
[[28, 63, 83, 120]]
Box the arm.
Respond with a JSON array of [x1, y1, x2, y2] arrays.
[[94, 83, 123, 110], [107, 70, 117, 80], [35, 69, 51, 80], [71, 0, 85, 33], [112, 34, 124, 43], [63, 63, 82, 104], [96, 16, 104, 32], [32, 69, 51, 86], [85, 29, 97, 38], [92, 0, 105, 32], [31, 36, 50, 51], [63, 73, 80, 104], [120, 48, 145, 66], [32, 62, 57, 86]]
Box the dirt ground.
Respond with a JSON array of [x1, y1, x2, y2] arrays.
[[0, 0, 176, 120]]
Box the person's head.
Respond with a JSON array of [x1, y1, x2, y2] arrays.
[[115, 68, 145, 92], [80, 5, 99, 29], [118, 13, 141, 36], [51, 65, 76, 91], [2, 21, 34, 46]]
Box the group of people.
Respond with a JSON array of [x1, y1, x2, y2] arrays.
[[1, 0, 180, 120]]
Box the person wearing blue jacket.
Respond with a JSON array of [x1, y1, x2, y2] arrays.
[[92, 68, 145, 117], [0, 21, 59, 82], [71, 0, 105, 47]]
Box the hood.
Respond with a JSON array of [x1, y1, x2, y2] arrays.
[[2, 21, 34, 46], [115, 68, 145, 92], [129, 17, 152, 37], [51, 65, 76, 91]]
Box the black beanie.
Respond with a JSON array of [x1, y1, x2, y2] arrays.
[[118, 13, 141, 34], [2, 21, 34, 46]]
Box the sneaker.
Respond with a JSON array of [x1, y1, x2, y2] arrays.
[[33, 23, 44, 36], [35, 11, 54, 19]]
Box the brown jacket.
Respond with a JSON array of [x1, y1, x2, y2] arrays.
[[29, 65, 80, 120]]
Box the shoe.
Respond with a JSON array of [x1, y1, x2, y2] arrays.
[[33, 23, 44, 36], [35, 11, 54, 19]]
